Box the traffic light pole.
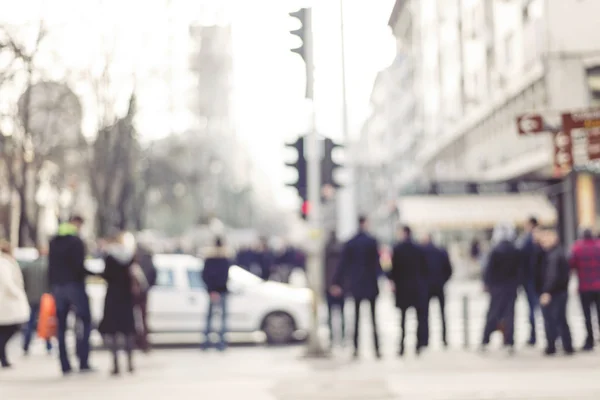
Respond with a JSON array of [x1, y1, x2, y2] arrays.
[[303, 8, 328, 358]]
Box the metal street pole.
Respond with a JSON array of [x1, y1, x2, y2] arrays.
[[337, 0, 356, 240], [304, 7, 328, 358]]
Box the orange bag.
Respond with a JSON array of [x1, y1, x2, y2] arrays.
[[37, 293, 57, 339]]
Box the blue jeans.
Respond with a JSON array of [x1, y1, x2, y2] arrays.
[[53, 283, 92, 372], [204, 293, 228, 349], [23, 302, 52, 353], [524, 282, 539, 343]]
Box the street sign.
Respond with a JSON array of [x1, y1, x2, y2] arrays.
[[587, 128, 600, 160], [517, 113, 544, 135], [562, 109, 600, 130], [553, 131, 573, 176]]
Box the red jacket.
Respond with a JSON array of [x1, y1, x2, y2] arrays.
[[570, 239, 600, 292]]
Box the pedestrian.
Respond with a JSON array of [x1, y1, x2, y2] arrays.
[[422, 233, 453, 348], [516, 216, 540, 346], [330, 216, 382, 359], [569, 227, 600, 351], [390, 226, 429, 356], [201, 236, 233, 351], [48, 215, 94, 375], [481, 223, 521, 354], [134, 243, 157, 352], [21, 246, 53, 355], [99, 231, 140, 375], [324, 231, 345, 347], [537, 226, 574, 356], [0, 241, 30, 369]]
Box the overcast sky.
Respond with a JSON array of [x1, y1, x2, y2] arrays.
[[1, 0, 396, 209]]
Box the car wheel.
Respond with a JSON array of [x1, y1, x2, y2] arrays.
[[262, 312, 295, 345]]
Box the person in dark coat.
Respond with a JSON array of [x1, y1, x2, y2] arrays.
[[390, 226, 429, 356], [537, 226, 574, 356], [99, 232, 137, 375], [324, 231, 345, 346], [331, 216, 382, 359], [422, 234, 453, 348], [201, 236, 233, 351], [48, 216, 93, 375], [516, 216, 540, 345], [134, 244, 156, 352], [481, 223, 521, 354]]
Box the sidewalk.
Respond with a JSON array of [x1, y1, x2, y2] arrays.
[[1, 345, 599, 399]]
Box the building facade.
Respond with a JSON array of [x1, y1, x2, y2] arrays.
[[386, 0, 600, 183]]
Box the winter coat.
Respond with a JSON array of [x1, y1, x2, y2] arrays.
[[99, 244, 136, 335], [136, 247, 157, 290], [483, 240, 522, 288], [202, 247, 232, 293], [20, 256, 50, 304], [333, 232, 381, 301], [48, 223, 88, 286], [569, 238, 600, 292], [324, 240, 343, 295], [517, 232, 536, 286], [540, 245, 570, 295], [390, 240, 429, 310], [422, 243, 452, 293], [0, 253, 30, 326]]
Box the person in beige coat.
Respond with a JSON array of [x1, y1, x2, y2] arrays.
[[0, 241, 30, 368]]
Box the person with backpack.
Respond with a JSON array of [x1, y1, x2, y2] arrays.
[[134, 244, 156, 352]]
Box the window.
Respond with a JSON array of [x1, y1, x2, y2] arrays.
[[156, 269, 175, 287], [187, 269, 205, 289]]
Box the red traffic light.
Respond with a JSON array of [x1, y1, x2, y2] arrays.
[[301, 200, 311, 216]]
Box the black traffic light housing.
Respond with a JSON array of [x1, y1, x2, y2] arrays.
[[322, 138, 343, 188], [285, 136, 307, 201], [288, 8, 307, 63]]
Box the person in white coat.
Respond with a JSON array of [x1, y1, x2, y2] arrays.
[[0, 241, 30, 368]]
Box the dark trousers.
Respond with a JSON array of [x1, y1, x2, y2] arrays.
[[327, 294, 345, 344], [353, 298, 379, 353], [23, 302, 53, 354], [135, 293, 150, 351], [579, 291, 600, 347], [429, 288, 447, 345], [541, 291, 573, 352], [524, 282, 539, 343], [399, 301, 429, 352], [0, 324, 20, 366], [53, 282, 92, 372], [482, 285, 517, 346]]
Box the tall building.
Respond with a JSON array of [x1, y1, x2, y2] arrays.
[[387, 0, 600, 183], [188, 24, 235, 136]]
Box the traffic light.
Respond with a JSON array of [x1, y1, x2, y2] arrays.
[[285, 136, 307, 200], [321, 138, 343, 188], [288, 8, 312, 99], [301, 200, 310, 220], [288, 8, 307, 62]]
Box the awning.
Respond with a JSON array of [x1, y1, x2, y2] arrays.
[[397, 194, 557, 230]]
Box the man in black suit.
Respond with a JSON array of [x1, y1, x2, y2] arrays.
[[330, 216, 382, 359], [390, 225, 429, 356]]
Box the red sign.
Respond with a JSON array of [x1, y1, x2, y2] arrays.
[[587, 128, 600, 160], [562, 109, 600, 130], [517, 114, 544, 135], [553, 131, 573, 176]]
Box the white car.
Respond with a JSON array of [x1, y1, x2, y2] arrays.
[[86, 254, 311, 344]]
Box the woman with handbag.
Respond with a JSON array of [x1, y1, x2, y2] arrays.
[[99, 231, 143, 376], [0, 240, 30, 368]]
